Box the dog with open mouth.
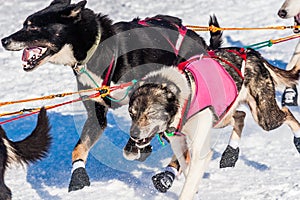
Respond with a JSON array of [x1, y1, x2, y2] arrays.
[[1, 0, 223, 192], [127, 48, 300, 199]]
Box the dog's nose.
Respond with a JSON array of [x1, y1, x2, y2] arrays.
[[1, 37, 11, 47], [130, 125, 141, 139], [130, 134, 139, 140], [278, 9, 287, 18]]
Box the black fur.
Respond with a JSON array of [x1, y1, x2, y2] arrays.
[[0, 108, 51, 200], [0, 136, 10, 200], [209, 15, 223, 50]]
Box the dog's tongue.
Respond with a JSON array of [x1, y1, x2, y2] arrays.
[[294, 13, 300, 33], [22, 47, 46, 62]]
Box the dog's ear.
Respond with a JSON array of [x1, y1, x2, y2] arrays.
[[50, 0, 71, 7], [162, 83, 179, 99], [61, 1, 87, 18]]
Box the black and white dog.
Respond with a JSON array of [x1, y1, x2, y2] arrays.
[[278, 0, 300, 106], [1, 0, 222, 192], [127, 48, 300, 199], [0, 108, 51, 200]]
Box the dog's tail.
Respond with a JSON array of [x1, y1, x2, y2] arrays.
[[208, 15, 223, 50], [249, 49, 300, 87], [1, 107, 52, 166]]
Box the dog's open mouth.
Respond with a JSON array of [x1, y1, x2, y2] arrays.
[[133, 137, 153, 148], [294, 13, 300, 33], [22, 47, 49, 71]]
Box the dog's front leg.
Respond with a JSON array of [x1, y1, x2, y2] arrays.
[[220, 110, 246, 168], [179, 108, 213, 200], [69, 101, 108, 192], [168, 134, 189, 175]]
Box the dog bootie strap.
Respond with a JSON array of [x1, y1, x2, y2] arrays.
[[152, 170, 175, 193], [220, 145, 239, 168], [282, 85, 298, 106]]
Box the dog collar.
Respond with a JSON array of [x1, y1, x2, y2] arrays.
[[83, 30, 102, 65], [72, 29, 101, 73]]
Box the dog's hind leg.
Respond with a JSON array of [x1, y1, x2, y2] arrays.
[[69, 102, 108, 192], [281, 106, 300, 153], [220, 110, 246, 168], [179, 108, 213, 200], [246, 81, 300, 153]]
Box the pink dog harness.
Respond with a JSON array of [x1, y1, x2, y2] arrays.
[[181, 56, 239, 120]]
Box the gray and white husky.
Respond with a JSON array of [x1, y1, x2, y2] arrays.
[[127, 48, 300, 199]]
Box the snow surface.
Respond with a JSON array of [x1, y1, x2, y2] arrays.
[[0, 0, 300, 199]]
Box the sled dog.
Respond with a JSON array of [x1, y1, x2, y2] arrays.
[[127, 48, 300, 199], [1, 0, 222, 191]]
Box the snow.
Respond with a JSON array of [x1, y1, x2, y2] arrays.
[[0, 0, 300, 199]]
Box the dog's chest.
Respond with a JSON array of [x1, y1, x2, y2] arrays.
[[185, 57, 238, 119]]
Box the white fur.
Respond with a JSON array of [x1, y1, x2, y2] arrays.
[[5, 41, 26, 51], [145, 67, 191, 128], [48, 44, 77, 66], [279, 0, 300, 70], [176, 108, 213, 200], [286, 41, 300, 70], [229, 138, 240, 149], [77, 66, 103, 88], [279, 0, 300, 18], [145, 67, 190, 102], [3, 138, 18, 164]]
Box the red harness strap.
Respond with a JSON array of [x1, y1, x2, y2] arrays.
[[207, 49, 246, 80], [103, 18, 188, 88], [102, 56, 115, 86]]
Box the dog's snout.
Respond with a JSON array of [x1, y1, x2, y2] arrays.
[[278, 9, 287, 18], [1, 37, 11, 47], [130, 132, 140, 140]]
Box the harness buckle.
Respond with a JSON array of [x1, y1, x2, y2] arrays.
[[99, 85, 111, 98]]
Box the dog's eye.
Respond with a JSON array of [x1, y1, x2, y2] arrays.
[[26, 25, 40, 31], [128, 108, 137, 117]]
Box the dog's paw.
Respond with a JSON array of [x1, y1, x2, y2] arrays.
[[68, 167, 90, 192], [294, 137, 300, 153], [282, 86, 298, 107], [152, 171, 175, 193], [220, 145, 239, 168]]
